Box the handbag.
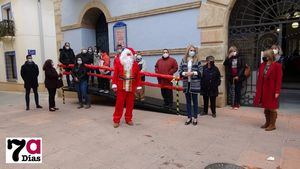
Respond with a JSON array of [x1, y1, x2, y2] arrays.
[[244, 64, 251, 78], [57, 77, 64, 88]]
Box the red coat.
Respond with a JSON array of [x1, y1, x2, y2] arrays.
[[112, 57, 141, 93], [254, 62, 282, 109]]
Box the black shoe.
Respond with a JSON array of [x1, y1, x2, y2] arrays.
[[36, 105, 43, 108], [49, 108, 56, 112], [54, 108, 59, 110], [185, 118, 192, 125], [212, 113, 216, 118], [192, 119, 198, 126], [26, 107, 29, 111], [200, 112, 208, 116], [77, 104, 84, 109], [85, 105, 91, 109]]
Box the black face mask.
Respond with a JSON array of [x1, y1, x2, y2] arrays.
[[262, 56, 268, 62]]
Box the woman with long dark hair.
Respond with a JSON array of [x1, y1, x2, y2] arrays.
[[43, 59, 60, 111]]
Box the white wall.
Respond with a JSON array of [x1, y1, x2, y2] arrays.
[[0, 0, 57, 84]]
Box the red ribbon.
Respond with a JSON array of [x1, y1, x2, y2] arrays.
[[59, 64, 182, 91]]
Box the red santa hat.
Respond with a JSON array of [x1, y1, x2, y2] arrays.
[[123, 47, 136, 56]]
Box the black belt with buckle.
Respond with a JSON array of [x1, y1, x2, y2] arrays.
[[119, 76, 135, 80]]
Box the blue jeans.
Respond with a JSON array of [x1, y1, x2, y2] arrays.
[[185, 92, 198, 119], [75, 80, 90, 105]]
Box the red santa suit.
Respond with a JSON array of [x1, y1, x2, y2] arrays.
[[112, 48, 142, 124]]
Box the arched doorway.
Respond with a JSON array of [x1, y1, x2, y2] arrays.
[[81, 7, 109, 53], [228, 0, 300, 106]]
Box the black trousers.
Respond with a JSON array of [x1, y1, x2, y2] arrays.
[[203, 95, 217, 115], [25, 87, 39, 108], [161, 88, 173, 106], [98, 78, 110, 90], [47, 88, 57, 109]]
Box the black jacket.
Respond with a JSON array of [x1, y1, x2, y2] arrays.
[[75, 53, 93, 65], [21, 61, 39, 88], [201, 64, 221, 97], [59, 47, 75, 65], [44, 67, 59, 89], [223, 55, 245, 83], [72, 65, 89, 82]]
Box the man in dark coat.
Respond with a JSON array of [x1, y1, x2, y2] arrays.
[[21, 55, 43, 110], [59, 42, 75, 87]]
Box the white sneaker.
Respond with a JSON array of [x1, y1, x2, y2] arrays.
[[99, 90, 104, 93], [104, 90, 109, 94]]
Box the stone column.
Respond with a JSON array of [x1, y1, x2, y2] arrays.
[[198, 0, 236, 107]]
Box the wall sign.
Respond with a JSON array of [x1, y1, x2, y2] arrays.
[[27, 50, 36, 56], [113, 22, 127, 51]]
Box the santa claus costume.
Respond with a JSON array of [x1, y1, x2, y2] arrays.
[[112, 48, 142, 128]]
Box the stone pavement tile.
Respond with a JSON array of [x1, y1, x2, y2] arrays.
[[237, 150, 281, 169], [247, 133, 285, 158], [280, 147, 300, 169], [43, 147, 106, 169]]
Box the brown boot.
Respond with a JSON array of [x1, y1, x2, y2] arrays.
[[266, 111, 277, 131], [261, 109, 270, 128]]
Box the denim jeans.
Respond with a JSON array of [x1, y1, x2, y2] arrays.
[[185, 92, 198, 119], [75, 80, 90, 105]]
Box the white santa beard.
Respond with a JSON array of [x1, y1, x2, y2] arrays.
[[121, 56, 133, 72], [120, 56, 134, 91]]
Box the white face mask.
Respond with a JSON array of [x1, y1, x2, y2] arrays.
[[117, 49, 122, 54], [273, 49, 279, 55], [82, 50, 87, 54], [77, 60, 82, 65], [189, 51, 196, 57], [65, 46, 70, 50], [27, 59, 33, 62], [163, 53, 169, 58], [233, 52, 237, 56]]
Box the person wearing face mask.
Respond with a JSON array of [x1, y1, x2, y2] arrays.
[[254, 49, 282, 131], [59, 42, 75, 87], [90, 47, 99, 86], [72, 57, 91, 109], [98, 49, 111, 93], [223, 46, 246, 110], [135, 52, 146, 101], [21, 55, 43, 110], [271, 44, 284, 64], [179, 45, 202, 125], [155, 49, 178, 108], [75, 48, 89, 64], [113, 44, 123, 67], [201, 56, 221, 118], [43, 59, 61, 111]]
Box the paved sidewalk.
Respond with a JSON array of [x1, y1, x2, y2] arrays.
[[0, 91, 299, 169]]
